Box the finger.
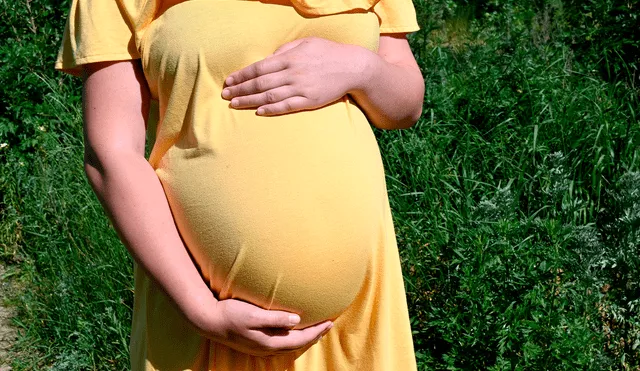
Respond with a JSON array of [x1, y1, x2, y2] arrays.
[[222, 71, 291, 100], [256, 96, 313, 116], [272, 38, 306, 56], [259, 321, 334, 352], [249, 309, 301, 329], [229, 87, 297, 109], [225, 58, 288, 87]]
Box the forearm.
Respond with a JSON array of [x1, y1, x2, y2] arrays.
[[349, 51, 424, 129], [84, 151, 217, 326]]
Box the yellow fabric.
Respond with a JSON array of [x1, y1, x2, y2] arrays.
[[55, 0, 419, 75], [55, 0, 139, 76], [57, 0, 418, 370]]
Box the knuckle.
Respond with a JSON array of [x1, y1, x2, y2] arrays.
[[248, 312, 261, 323], [234, 73, 246, 84], [253, 78, 264, 92], [254, 62, 266, 76], [263, 313, 276, 326], [282, 100, 293, 112], [276, 59, 288, 70], [265, 90, 279, 104], [237, 83, 251, 95]]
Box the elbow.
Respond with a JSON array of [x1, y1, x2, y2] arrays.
[[82, 138, 145, 184], [375, 101, 424, 130], [381, 83, 425, 130], [405, 81, 426, 128], [404, 104, 423, 129], [83, 146, 105, 191]]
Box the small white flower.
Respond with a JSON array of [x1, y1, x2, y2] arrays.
[[19, 162, 24, 166], [39, 126, 46, 131], [0, 143, 7, 148]]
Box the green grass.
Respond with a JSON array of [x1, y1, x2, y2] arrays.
[[386, 17, 640, 369], [1, 1, 639, 370], [0, 79, 133, 369]]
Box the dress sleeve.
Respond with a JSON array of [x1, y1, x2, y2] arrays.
[[55, 0, 139, 76], [372, 0, 420, 34]]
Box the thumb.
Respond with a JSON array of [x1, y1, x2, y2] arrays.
[[255, 310, 301, 329], [272, 38, 305, 56]]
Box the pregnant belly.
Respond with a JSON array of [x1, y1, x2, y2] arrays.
[[156, 103, 387, 328]]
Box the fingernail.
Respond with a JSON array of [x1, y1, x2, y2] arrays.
[[328, 322, 334, 329], [256, 107, 265, 115], [225, 77, 234, 86], [231, 99, 239, 107], [289, 314, 300, 326], [221, 89, 231, 99]]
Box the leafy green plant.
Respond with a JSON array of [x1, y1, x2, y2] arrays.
[[0, 0, 79, 156], [562, 0, 639, 85]]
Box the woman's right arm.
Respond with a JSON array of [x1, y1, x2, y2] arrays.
[[82, 60, 332, 356]]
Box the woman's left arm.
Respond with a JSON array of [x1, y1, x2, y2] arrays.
[[222, 35, 424, 130], [349, 34, 424, 129]]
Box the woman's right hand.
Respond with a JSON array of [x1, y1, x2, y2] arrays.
[[194, 298, 333, 357]]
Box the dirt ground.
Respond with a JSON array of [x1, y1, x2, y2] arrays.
[[0, 265, 17, 371]]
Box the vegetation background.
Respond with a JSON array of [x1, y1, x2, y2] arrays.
[[0, 0, 638, 369]]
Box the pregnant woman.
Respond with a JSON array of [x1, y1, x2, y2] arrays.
[[56, 0, 424, 369]]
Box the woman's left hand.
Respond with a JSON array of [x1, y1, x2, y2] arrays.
[[222, 37, 370, 116]]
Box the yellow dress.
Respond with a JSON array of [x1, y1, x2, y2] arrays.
[[56, 0, 419, 369]]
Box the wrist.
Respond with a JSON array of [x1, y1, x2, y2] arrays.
[[180, 289, 222, 337], [344, 44, 378, 96]]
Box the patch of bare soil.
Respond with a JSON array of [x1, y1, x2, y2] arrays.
[[0, 265, 17, 371]]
